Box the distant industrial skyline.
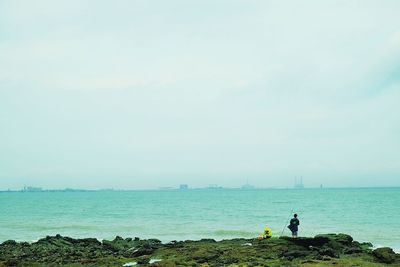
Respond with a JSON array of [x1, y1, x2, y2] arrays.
[[1, 0, 399, 189], [2, 182, 399, 192]]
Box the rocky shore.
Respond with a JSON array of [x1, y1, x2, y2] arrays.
[[0, 234, 399, 266]]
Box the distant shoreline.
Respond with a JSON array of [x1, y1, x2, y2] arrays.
[[1, 186, 399, 193]]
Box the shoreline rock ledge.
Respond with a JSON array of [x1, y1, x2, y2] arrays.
[[0, 233, 399, 266]]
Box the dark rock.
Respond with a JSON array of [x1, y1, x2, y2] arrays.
[[131, 239, 162, 257], [279, 236, 315, 247], [219, 254, 240, 264], [1, 240, 18, 246], [283, 250, 310, 260], [314, 234, 352, 246], [199, 238, 216, 243], [192, 248, 221, 263], [78, 238, 102, 247], [372, 247, 396, 264], [4, 258, 19, 266], [312, 235, 331, 246], [147, 238, 162, 244], [114, 236, 124, 241], [335, 234, 353, 245], [280, 235, 331, 248], [102, 240, 121, 252], [102, 235, 137, 254], [318, 246, 338, 258], [360, 242, 373, 250], [343, 246, 363, 254], [132, 247, 154, 257], [311, 234, 357, 254], [0, 234, 396, 266], [165, 240, 179, 248], [137, 257, 151, 264]]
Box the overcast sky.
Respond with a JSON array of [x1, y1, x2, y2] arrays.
[[0, 0, 399, 189]]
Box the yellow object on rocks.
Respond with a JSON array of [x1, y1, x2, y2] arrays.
[[263, 225, 272, 239]]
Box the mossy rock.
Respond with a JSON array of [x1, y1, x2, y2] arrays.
[[372, 247, 396, 264]]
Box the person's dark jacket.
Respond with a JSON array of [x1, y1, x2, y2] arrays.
[[288, 217, 300, 232]]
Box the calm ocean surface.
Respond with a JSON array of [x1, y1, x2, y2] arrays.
[[0, 188, 399, 251]]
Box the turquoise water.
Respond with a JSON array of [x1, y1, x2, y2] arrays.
[[0, 188, 399, 251]]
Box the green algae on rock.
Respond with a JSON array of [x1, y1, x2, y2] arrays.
[[0, 234, 399, 266]]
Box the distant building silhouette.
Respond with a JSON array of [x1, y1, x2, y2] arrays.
[[179, 184, 189, 190], [208, 184, 223, 189], [241, 179, 254, 189], [22, 186, 43, 192]]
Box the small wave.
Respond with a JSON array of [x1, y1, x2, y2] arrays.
[[26, 224, 101, 231]]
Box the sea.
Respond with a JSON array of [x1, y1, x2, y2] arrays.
[[0, 188, 399, 252]]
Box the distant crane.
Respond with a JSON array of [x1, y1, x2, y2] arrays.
[[294, 176, 304, 189]]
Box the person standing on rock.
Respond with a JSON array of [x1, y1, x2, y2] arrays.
[[288, 214, 300, 238]]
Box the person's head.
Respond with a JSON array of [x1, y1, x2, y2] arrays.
[[294, 214, 298, 218]]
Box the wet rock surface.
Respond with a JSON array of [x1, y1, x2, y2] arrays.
[[0, 234, 398, 266], [373, 247, 398, 264]]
